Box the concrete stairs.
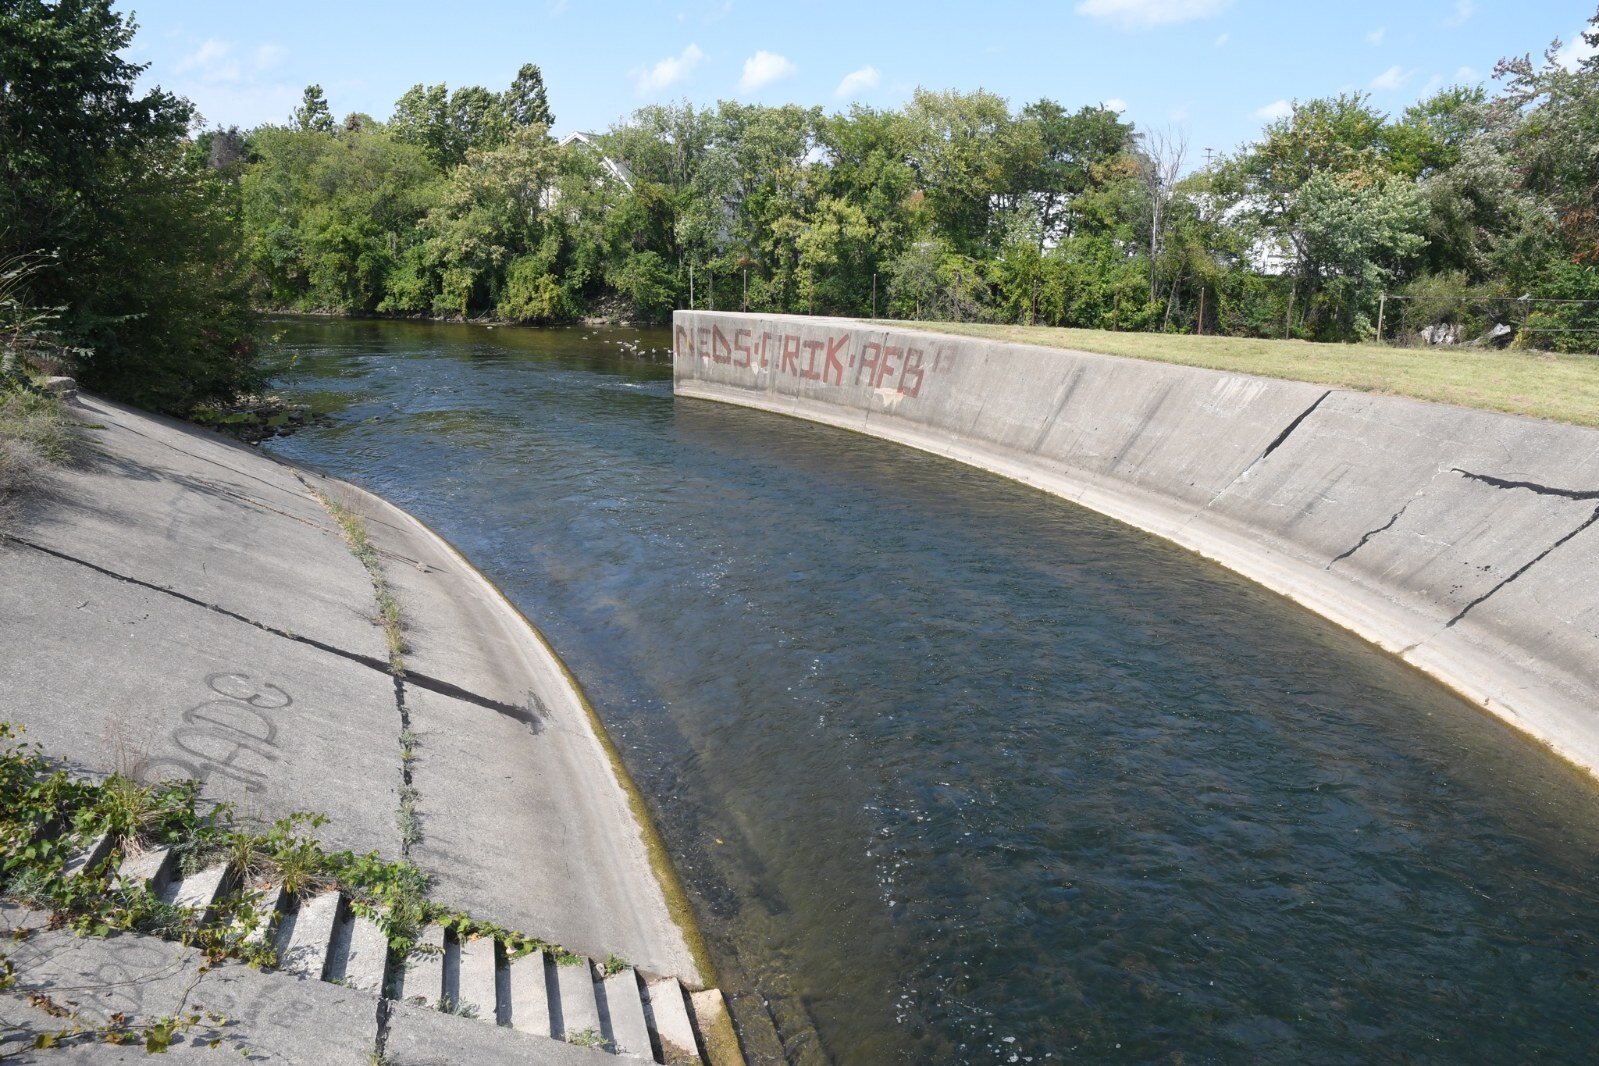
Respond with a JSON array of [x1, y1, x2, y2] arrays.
[[101, 842, 732, 1064]]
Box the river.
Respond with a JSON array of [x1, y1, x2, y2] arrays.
[[262, 316, 1599, 1063]]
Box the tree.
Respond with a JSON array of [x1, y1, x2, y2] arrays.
[[293, 84, 335, 133], [504, 63, 553, 129], [0, 0, 256, 411]]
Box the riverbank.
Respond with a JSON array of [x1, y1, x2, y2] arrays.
[[0, 390, 734, 1061], [676, 311, 1599, 782], [887, 319, 1599, 428]]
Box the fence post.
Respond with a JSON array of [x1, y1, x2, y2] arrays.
[[1377, 292, 1387, 343]]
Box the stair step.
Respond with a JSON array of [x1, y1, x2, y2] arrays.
[[689, 989, 740, 1066], [342, 912, 390, 994], [553, 957, 603, 1046], [456, 934, 498, 1023], [645, 978, 702, 1065], [600, 968, 653, 1060], [166, 863, 230, 919], [506, 949, 552, 1037], [242, 881, 287, 950], [117, 845, 174, 897], [62, 831, 113, 879], [277, 890, 341, 979], [402, 923, 446, 1008]]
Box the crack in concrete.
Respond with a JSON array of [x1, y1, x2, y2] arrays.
[[1452, 468, 1599, 500], [4, 535, 541, 728], [1446, 503, 1599, 627], [1257, 390, 1331, 463], [1328, 501, 1413, 568]]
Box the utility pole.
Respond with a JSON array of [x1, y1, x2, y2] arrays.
[[709, 270, 714, 311], [1203, 147, 1215, 168], [743, 268, 748, 312], [871, 273, 877, 318], [1376, 292, 1387, 343], [689, 264, 694, 309]]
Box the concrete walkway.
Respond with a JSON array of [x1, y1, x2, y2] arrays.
[[0, 393, 702, 983]]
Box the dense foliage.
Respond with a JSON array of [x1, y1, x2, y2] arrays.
[[0, 0, 257, 412], [227, 10, 1599, 348]]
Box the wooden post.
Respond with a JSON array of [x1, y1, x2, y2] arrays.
[[1197, 286, 1206, 335], [743, 268, 748, 312], [689, 264, 694, 309], [1377, 292, 1387, 343], [872, 273, 877, 318], [1285, 286, 1294, 339]]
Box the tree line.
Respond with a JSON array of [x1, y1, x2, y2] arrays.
[[3, 2, 1597, 415]]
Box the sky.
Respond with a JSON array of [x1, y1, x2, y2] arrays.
[[119, 0, 1598, 167]]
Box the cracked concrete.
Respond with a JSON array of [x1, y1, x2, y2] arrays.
[[676, 311, 1599, 778], [0, 393, 703, 983]]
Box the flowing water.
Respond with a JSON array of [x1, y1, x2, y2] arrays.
[[263, 317, 1599, 1063]]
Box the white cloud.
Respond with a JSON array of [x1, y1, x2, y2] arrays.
[[1102, 97, 1128, 112], [1444, 0, 1475, 26], [1369, 64, 1412, 90], [1075, 0, 1233, 29], [739, 50, 797, 92], [1170, 103, 1190, 122], [1255, 99, 1293, 120], [1366, 27, 1385, 46], [634, 43, 705, 95], [1554, 28, 1598, 71], [176, 38, 240, 82], [1455, 64, 1477, 82], [1212, 31, 1229, 47], [834, 65, 880, 99], [253, 43, 286, 71]]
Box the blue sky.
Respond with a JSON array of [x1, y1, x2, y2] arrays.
[[120, 0, 1597, 166]]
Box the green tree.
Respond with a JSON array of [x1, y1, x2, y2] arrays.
[[504, 63, 553, 129], [293, 84, 336, 133]]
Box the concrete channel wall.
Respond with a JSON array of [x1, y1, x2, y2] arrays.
[[673, 311, 1599, 778]]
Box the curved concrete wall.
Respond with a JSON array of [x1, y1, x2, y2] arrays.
[[673, 311, 1599, 778]]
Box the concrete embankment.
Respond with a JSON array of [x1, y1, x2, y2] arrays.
[[673, 311, 1599, 779], [0, 393, 704, 982]]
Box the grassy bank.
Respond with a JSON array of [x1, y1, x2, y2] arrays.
[[0, 383, 76, 534], [877, 322, 1599, 429]]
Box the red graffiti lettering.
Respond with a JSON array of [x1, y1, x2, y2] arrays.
[[876, 345, 903, 388], [734, 329, 753, 368], [781, 335, 802, 376], [712, 325, 733, 364], [857, 342, 881, 385], [802, 339, 824, 380], [674, 325, 690, 361], [898, 348, 925, 396], [824, 335, 849, 385], [696, 327, 711, 362]]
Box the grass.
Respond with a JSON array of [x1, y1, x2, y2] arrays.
[[0, 383, 77, 534], [874, 321, 1599, 429]]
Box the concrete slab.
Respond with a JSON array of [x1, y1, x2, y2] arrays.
[[400, 924, 445, 1008], [278, 890, 341, 979], [385, 999, 616, 1065], [457, 933, 499, 1023], [30, 396, 387, 660], [507, 949, 553, 1037], [0, 541, 406, 858], [117, 845, 172, 897], [341, 912, 390, 994], [0, 905, 377, 1064], [166, 863, 229, 918], [553, 958, 602, 1043], [314, 472, 701, 981], [600, 968, 654, 1059], [645, 977, 701, 1065]]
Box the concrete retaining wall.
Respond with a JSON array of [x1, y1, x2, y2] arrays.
[[673, 311, 1599, 778]]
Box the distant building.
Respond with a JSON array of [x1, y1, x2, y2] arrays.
[[558, 132, 634, 191]]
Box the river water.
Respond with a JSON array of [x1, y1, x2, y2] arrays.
[[263, 317, 1599, 1063]]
